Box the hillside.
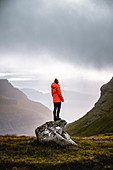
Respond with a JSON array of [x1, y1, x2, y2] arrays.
[[66, 77, 113, 136], [0, 79, 52, 135]]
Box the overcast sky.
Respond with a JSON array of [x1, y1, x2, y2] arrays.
[[0, 0, 113, 95]]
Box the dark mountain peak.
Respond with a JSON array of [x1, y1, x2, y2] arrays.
[[110, 77, 113, 82], [95, 77, 113, 107], [100, 77, 113, 96], [0, 79, 28, 101], [0, 79, 8, 82], [0, 79, 12, 88]]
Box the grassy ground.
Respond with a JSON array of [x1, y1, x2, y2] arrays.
[[0, 133, 113, 170]]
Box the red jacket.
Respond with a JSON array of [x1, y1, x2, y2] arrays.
[[51, 82, 64, 103]]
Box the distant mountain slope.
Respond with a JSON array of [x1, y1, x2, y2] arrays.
[[20, 88, 97, 122], [21, 88, 52, 109], [0, 79, 52, 135], [66, 77, 113, 136]]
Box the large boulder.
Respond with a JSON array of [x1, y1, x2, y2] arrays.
[[35, 119, 77, 146]]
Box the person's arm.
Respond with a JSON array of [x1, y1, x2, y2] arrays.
[[51, 88, 53, 96], [51, 86, 56, 96], [57, 85, 64, 102]]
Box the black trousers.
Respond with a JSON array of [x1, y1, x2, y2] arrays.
[[53, 102, 61, 121]]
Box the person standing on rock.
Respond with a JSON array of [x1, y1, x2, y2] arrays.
[[51, 78, 64, 121]]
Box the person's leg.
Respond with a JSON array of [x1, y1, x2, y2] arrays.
[[57, 102, 61, 120], [53, 103, 57, 121]]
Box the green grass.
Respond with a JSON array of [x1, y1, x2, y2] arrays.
[[0, 134, 113, 169]]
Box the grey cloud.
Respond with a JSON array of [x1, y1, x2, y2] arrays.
[[0, 0, 113, 69], [94, 0, 113, 9], [0, 72, 42, 81]]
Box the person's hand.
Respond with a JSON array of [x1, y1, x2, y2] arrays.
[[62, 99, 64, 102]]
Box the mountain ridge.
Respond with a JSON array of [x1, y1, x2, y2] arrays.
[[0, 79, 52, 135]]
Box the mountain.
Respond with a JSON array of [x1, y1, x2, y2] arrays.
[[0, 79, 52, 135], [20, 88, 97, 122], [66, 77, 113, 136], [21, 88, 52, 109]]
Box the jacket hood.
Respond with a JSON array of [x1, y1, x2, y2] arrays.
[[51, 82, 58, 89]]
